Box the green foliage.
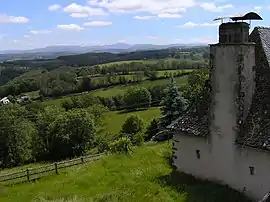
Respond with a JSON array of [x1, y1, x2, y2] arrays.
[[145, 118, 160, 141], [24, 102, 45, 122], [0, 54, 204, 99], [161, 76, 187, 124], [181, 68, 209, 104], [124, 87, 152, 108], [109, 137, 132, 154], [132, 132, 145, 146], [121, 114, 144, 135], [33, 106, 64, 161], [47, 109, 96, 160], [0, 104, 37, 168]]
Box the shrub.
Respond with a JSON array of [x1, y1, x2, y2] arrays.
[[109, 137, 132, 154], [132, 132, 145, 146], [121, 114, 144, 135], [124, 87, 152, 109]]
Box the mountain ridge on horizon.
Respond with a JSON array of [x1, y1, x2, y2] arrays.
[[0, 42, 208, 55]]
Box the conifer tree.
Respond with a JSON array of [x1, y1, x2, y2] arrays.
[[161, 76, 187, 124]]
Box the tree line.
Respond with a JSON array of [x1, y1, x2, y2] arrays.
[[0, 59, 205, 99]]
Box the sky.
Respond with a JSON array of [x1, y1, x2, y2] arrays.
[[0, 0, 270, 50]]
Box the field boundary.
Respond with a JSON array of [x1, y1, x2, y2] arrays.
[[0, 153, 104, 185]]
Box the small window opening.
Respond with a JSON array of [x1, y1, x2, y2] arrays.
[[196, 150, 201, 159], [249, 166, 255, 175]]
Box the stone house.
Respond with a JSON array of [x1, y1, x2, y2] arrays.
[[168, 12, 270, 201]]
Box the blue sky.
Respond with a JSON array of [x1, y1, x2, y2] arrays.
[[0, 0, 270, 50]]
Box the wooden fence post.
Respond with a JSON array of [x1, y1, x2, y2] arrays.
[[26, 169, 30, 182], [81, 157, 84, 164], [55, 163, 58, 175]]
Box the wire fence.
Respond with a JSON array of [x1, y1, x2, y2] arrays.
[[0, 153, 103, 185]]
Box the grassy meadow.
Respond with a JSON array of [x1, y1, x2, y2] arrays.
[[0, 143, 251, 202], [43, 76, 188, 107]]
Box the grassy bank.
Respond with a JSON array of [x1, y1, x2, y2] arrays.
[[0, 143, 251, 202]]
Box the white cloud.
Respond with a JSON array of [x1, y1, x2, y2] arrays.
[[134, 15, 155, 20], [0, 14, 29, 23], [30, 30, 52, 35], [57, 24, 84, 31], [88, 0, 196, 15], [63, 3, 106, 17], [70, 13, 89, 18], [83, 21, 112, 27], [200, 2, 234, 12], [157, 13, 182, 18], [48, 4, 62, 11], [179, 21, 219, 28]]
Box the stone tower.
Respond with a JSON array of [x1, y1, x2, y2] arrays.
[[209, 21, 256, 183]]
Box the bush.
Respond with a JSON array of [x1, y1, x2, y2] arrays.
[[124, 87, 152, 109], [109, 137, 132, 154], [132, 132, 145, 146], [121, 114, 144, 135]]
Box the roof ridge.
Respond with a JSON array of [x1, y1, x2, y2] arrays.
[[256, 26, 270, 29]]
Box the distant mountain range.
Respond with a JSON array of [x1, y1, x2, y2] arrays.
[[0, 43, 208, 61]]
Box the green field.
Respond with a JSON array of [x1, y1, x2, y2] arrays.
[[44, 76, 188, 107], [0, 142, 251, 202], [98, 59, 162, 67], [92, 76, 188, 97], [101, 107, 162, 134]]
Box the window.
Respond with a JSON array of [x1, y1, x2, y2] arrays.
[[249, 166, 255, 175], [196, 150, 201, 159]]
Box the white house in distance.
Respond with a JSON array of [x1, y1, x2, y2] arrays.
[[168, 12, 270, 201], [0, 97, 10, 105]]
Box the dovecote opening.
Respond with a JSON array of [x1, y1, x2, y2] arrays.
[[196, 150, 201, 159], [249, 166, 255, 175]]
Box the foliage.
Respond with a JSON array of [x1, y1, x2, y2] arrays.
[[161, 76, 188, 124], [109, 137, 132, 154], [121, 115, 144, 136], [0, 57, 204, 98], [33, 106, 64, 161], [181, 68, 209, 104], [124, 87, 152, 108], [24, 102, 45, 122], [132, 132, 145, 146], [0, 104, 37, 168], [145, 118, 160, 141], [46, 109, 96, 160]]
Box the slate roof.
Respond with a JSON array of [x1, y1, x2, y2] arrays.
[[236, 27, 270, 150], [236, 69, 270, 149], [168, 87, 211, 137], [255, 27, 270, 65]]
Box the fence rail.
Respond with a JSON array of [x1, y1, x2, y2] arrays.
[[0, 153, 103, 185]]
